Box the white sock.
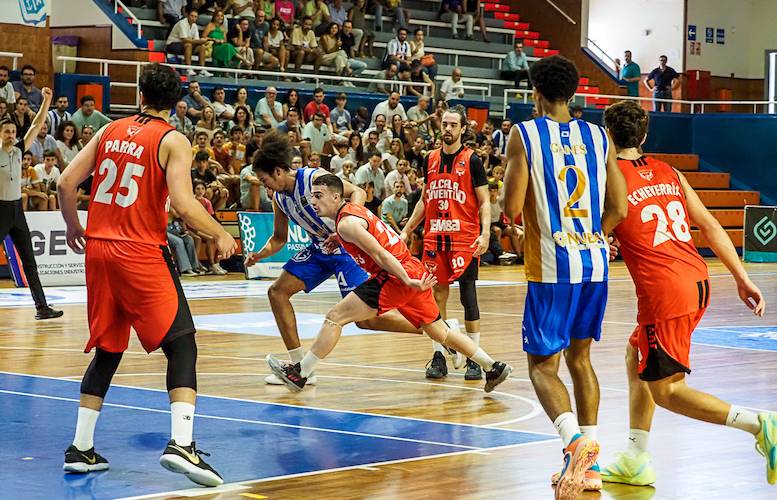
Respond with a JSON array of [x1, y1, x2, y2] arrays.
[[625, 428, 650, 455], [553, 412, 581, 447], [171, 402, 195, 447], [470, 347, 495, 371], [432, 340, 446, 354], [288, 346, 305, 364], [466, 331, 480, 346], [299, 351, 322, 378], [726, 405, 761, 435], [579, 425, 598, 441], [72, 407, 100, 451]]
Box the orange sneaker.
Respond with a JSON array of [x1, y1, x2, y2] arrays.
[[551, 463, 602, 491], [554, 434, 601, 500]]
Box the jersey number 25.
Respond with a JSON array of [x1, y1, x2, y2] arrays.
[[93, 158, 146, 208]]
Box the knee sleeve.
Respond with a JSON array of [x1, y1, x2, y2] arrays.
[[162, 333, 198, 392], [458, 279, 480, 322], [80, 349, 123, 398]]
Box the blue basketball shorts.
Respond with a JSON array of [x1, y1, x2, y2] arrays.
[[521, 281, 608, 356], [282, 245, 369, 297]]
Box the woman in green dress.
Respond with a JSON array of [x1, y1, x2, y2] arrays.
[[202, 10, 247, 68]]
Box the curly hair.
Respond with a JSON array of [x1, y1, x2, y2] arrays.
[[529, 55, 579, 103], [603, 100, 649, 149], [139, 63, 181, 111], [252, 130, 292, 174]]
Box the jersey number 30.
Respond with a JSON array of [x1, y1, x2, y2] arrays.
[[93, 158, 146, 208], [641, 201, 691, 246]]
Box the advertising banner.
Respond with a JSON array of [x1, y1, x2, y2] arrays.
[[237, 212, 311, 279], [743, 205, 777, 262], [0, 0, 48, 27]]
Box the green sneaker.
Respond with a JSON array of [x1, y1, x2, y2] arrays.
[[601, 451, 656, 486], [755, 412, 777, 485]]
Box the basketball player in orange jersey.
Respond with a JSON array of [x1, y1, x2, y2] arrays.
[[57, 64, 236, 487], [266, 174, 512, 394], [401, 105, 491, 381], [599, 100, 777, 487]]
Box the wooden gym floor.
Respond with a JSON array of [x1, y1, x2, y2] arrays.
[[1, 260, 776, 499]]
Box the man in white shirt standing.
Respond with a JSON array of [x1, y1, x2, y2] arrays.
[[0, 65, 16, 111], [166, 7, 213, 77], [370, 91, 407, 128], [254, 87, 283, 128], [440, 67, 465, 101]]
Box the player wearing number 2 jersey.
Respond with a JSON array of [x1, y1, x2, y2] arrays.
[[599, 100, 777, 488], [57, 64, 236, 487], [502, 56, 628, 500]]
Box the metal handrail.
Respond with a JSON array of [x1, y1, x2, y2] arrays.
[[114, 0, 143, 40], [544, 0, 576, 25], [585, 38, 617, 68], [502, 88, 777, 118], [0, 52, 24, 70]]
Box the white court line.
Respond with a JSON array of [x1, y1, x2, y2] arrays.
[[116, 440, 556, 500], [0, 387, 483, 450]]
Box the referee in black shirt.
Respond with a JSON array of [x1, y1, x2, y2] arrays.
[[0, 86, 62, 320]]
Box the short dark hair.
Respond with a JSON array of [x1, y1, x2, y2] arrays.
[[370, 150, 382, 159], [302, 15, 313, 23], [444, 104, 468, 127], [230, 126, 243, 134], [488, 181, 499, 190], [20, 64, 36, 74], [252, 130, 291, 174], [625, 50, 632, 56], [16, 97, 28, 104], [660, 54, 668, 60], [0, 119, 16, 130], [139, 63, 182, 111], [193, 179, 207, 189], [22, 150, 33, 157], [336, 92, 347, 100], [312, 173, 344, 196], [186, 6, 199, 14], [194, 151, 211, 162], [212, 86, 225, 96], [529, 55, 579, 103], [55, 95, 68, 101], [397, 27, 408, 35], [0, 65, 9, 73], [602, 100, 649, 149], [313, 112, 325, 120], [80, 95, 95, 106], [195, 131, 209, 139], [313, 87, 324, 95], [43, 149, 57, 159]]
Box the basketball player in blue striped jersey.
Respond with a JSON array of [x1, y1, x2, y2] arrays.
[[245, 132, 419, 385], [501, 55, 628, 500]]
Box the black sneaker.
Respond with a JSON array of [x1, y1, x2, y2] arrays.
[[266, 354, 307, 392], [159, 440, 223, 487], [425, 351, 448, 379], [484, 361, 512, 393], [464, 359, 483, 380], [36, 305, 63, 320], [63, 445, 109, 473]]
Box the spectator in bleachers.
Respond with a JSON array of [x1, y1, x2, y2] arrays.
[[363, 180, 381, 215], [384, 27, 412, 71], [287, 131, 303, 160], [381, 180, 408, 232], [407, 62, 435, 98], [192, 130, 216, 159], [330, 92, 353, 137], [340, 21, 367, 78], [317, 23, 352, 81], [301, 111, 332, 154], [275, 0, 296, 27], [381, 136, 404, 171], [21, 150, 47, 211], [234, 87, 251, 113], [349, 0, 374, 58], [291, 155, 304, 169], [254, 86, 284, 128], [0, 66, 16, 111], [307, 151, 323, 169], [0, 98, 9, 122], [224, 126, 247, 171], [390, 113, 410, 147], [183, 81, 212, 120], [355, 150, 385, 195], [76, 175, 92, 210], [489, 164, 504, 187], [396, 64, 413, 91], [407, 95, 433, 142], [364, 130, 380, 156], [229, 104, 254, 135], [230, 0, 257, 21], [645, 54, 680, 112], [13, 65, 43, 112], [71, 95, 112, 133], [11, 97, 33, 139], [363, 113, 392, 153], [465, 0, 490, 42], [245, 125, 266, 161], [337, 159, 356, 183], [228, 17, 261, 68], [488, 182, 523, 262], [351, 105, 369, 133], [276, 107, 301, 134], [348, 132, 366, 164], [204, 11, 249, 68], [368, 62, 398, 94], [570, 103, 583, 119], [253, 9, 270, 39], [290, 16, 320, 77], [329, 0, 348, 26], [409, 29, 438, 80], [29, 122, 61, 166], [264, 17, 289, 73], [501, 41, 530, 89], [303, 87, 331, 123], [55, 121, 79, 170], [195, 105, 219, 139], [439, 0, 473, 40], [429, 98, 448, 137], [34, 150, 60, 210], [257, 0, 275, 18], [79, 125, 95, 149], [440, 67, 465, 101], [211, 87, 236, 122], [167, 210, 202, 277], [47, 96, 71, 132], [282, 88, 303, 121], [619, 50, 641, 97], [240, 161, 273, 211], [479, 140, 500, 172], [158, 0, 186, 35], [371, 91, 406, 127], [476, 120, 493, 144], [192, 150, 220, 192], [212, 129, 232, 169], [245, 12, 279, 70], [330, 139, 350, 173], [405, 135, 426, 171], [384, 157, 411, 198], [170, 100, 195, 140], [491, 118, 511, 158], [167, 7, 215, 77]]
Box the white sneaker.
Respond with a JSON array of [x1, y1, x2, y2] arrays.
[[265, 373, 317, 385], [499, 252, 518, 260], [443, 318, 467, 369], [198, 69, 214, 77], [186, 69, 196, 77], [212, 264, 228, 275]]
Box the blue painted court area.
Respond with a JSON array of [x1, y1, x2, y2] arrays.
[[0, 373, 552, 500], [194, 312, 371, 338], [694, 325, 777, 352]]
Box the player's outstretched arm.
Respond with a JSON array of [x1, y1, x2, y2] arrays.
[[601, 132, 629, 235], [400, 183, 425, 241], [245, 199, 289, 266], [500, 125, 528, 220], [679, 170, 765, 316], [164, 131, 236, 260]]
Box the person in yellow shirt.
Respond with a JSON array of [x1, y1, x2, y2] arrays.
[[191, 130, 215, 162]]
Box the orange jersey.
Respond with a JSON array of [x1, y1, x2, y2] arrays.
[[336, 203, 417, 277], [613, 156, 709, 323], [422, 147, 487, 252], [86, 114, 175, 247]]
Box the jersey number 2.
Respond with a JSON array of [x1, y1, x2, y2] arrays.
[[641, 201, 692, 246], [558, 165, 590, 219], [93, 158, 146, 208]]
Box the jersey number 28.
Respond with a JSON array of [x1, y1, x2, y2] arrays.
[[641, 201, 692, 246], [93, 158, 146, 208]]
